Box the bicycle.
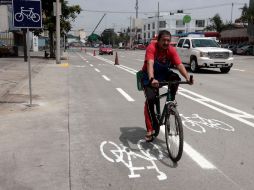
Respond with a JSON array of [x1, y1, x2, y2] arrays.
[[153, 75, 193, 162], [15, 7, 40, 23]]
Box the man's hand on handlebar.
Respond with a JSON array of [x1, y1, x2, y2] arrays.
[[187, 75, 194, 85], [150, 78, 159, 88]]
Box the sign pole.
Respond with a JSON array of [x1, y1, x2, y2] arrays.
[[26, 28, 32, 106], [13, 0, 42, 106], [56, 0, 61, 64]]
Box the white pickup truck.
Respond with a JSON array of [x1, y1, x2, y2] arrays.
[[176, 37, 234, 73]]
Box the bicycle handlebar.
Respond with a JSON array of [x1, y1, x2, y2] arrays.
[[159, 75, 193, 86]]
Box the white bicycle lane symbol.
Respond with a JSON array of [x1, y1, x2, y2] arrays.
[[181, 114, 235, 133], [100, 139, 167, 180], [15, 7, 40, 23]]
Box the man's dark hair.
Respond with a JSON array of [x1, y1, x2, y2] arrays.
[[158, 30, 171, 40]]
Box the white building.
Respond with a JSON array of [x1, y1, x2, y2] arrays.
[[141, 13, 208, 43], [70, 29, 87, 43]]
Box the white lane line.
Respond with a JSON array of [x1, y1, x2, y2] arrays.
[[95, 68, 100, 72], [184, 142, 215, 169], [102, 75, 111, 81], [116, 88, 135, 102], [136, 59, 144, 62], [232, 68, 245, 72], [86, 61, 89, 63], [160, 127, 216, 169], [90, 64, 93, 67], [178, 88, 254, 128], [74, 65, 86, 68], [115, 65, 137, 75]]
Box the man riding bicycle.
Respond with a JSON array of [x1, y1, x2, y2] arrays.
[[141, 30, 193, 142]]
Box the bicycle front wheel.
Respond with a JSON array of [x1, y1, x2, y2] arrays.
[[165, 107, 183, 162]]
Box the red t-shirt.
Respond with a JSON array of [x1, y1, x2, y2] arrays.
[[142, 42, 182, 71]]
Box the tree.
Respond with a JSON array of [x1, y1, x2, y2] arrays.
[[101, 29, 117, 46], [117, 32, 129, 46], [237, 4, 249, 24], [205, 14, 225, 33], [238, 3, 254, 25], [35, 0, 81, 57]]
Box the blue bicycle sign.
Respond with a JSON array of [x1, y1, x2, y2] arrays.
[[12, 0, 42, 28]]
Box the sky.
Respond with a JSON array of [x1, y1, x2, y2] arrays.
[[68, 0, 250, 35]]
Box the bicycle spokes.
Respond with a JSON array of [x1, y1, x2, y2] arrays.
[[165, 112, 184, 162]]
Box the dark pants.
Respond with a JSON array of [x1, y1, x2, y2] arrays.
[[143, 71, 181, 132]]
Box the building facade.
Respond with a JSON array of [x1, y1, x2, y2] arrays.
[[0, 5, 15, 45], [141, 13, 207, 43]]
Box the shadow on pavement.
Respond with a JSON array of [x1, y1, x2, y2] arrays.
[[119, 126, 177, 168]]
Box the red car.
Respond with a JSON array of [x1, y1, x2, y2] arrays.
[[133, 44, 146, 50], [99, 45, 113, 55]]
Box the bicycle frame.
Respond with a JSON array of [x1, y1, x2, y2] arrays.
[[155, 84, 175, 126], [20, 7, 34, 17], [155, 77, 193, 125]]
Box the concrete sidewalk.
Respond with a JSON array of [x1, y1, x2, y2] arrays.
[[0, 56, 70, 189]]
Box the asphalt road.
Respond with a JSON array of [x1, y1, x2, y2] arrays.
[[67, 48, 254, 190]]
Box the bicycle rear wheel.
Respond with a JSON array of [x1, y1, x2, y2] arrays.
[[165, 107, 183, 162]]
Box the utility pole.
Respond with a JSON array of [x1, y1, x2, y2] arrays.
[[130, 16, 132, 48], [56, 0, 61, 64], [157, 2, 160, 35], [135, 0, 138, 44], [230, 3, 234, 23], [135, 0, 138, 18]]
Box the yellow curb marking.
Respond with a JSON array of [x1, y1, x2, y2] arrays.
[[59, 63, 69, 67]]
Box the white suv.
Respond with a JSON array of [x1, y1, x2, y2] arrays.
[[176, 37, 234, 73]]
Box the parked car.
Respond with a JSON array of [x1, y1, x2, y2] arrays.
[[0, 41, 16, 57], [236, 45, 254, 55], [68, 41, 85, 47], [99, 45, 113, 55], [133, 44, 146, 50], [228, 45, 238, 54], [221, 43, 229, 48]]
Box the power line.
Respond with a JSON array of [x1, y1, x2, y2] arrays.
[[182, 2, 246, 12], [82, 9, 153, 14], [81, 2, 246, 14]]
